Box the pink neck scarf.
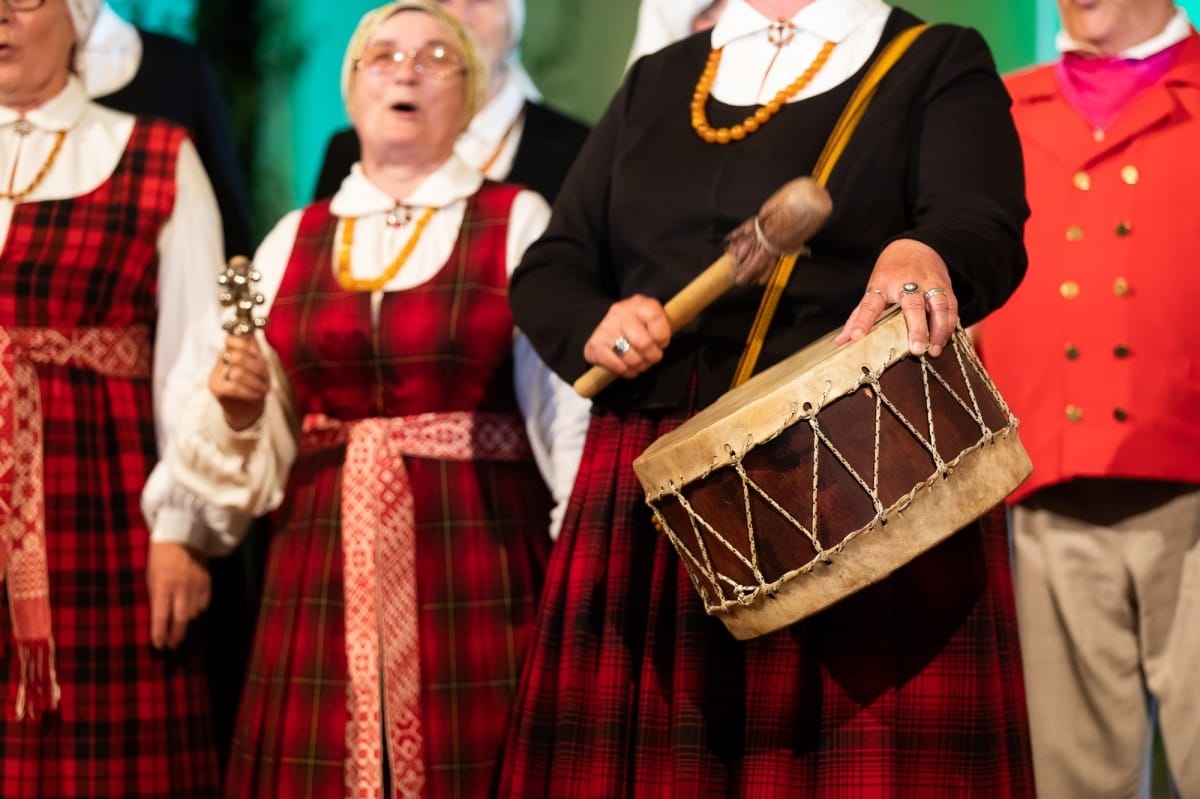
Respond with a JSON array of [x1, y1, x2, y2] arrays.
[[1054, 40, 1186, 131]]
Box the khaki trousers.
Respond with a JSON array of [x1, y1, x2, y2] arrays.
[[1013, 479, 1200, 799]]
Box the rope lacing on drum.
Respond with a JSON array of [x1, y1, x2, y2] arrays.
[[953, 328, 1019, 430], [665, 480, 763, 604], [865, 329, 1005, 480], [650, 327, 1023, 616]]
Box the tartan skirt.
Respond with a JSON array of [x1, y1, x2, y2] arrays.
[[223, 445, 552, 799], [0, 367, 219, 799], [497, 411, 1036, 798]]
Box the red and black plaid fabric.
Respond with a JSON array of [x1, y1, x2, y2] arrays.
[[497, 410, 1036, 798], [0, 119, 219, 797], [224, 185, 553, 799]]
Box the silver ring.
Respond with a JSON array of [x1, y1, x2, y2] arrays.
[[865, 287, 885, 297], [612, 336, 631, 357], [901, 282, 920, 295], [924, 287, 946, 300]]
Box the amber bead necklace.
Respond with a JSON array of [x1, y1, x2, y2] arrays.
[[480, 112, 522, 175], [336, 206, 437, 292], [1, 130, 68, 202], [691, 39, 837, 144], [335, 107, 520, 293]]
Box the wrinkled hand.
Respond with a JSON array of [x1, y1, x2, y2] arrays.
[[835, 238, 960, 358], [210, 334, 270, 431], [583, 294, 672, 380], [147, 541, 210, 650]]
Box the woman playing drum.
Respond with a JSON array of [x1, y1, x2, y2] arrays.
[[498, 0, 1034, 795]]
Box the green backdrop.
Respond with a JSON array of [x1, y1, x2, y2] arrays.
[[109, 0, 1200, 240]]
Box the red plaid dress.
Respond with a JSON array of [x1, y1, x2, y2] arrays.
[[223, 186, 553, 799], [0, 119, 219, 797], [497, 410, 1036, 798]]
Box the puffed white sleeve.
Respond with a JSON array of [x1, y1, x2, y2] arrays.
[[142, 197, 303, 556], [151, 138, 225, 451], [508, 190, 593, 539]]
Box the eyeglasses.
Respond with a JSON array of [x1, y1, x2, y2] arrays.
[[2, 0, 47, 10], [354, 43, 465, 79]]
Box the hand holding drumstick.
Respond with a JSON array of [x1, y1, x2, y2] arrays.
[[575, 177, 833, 398]]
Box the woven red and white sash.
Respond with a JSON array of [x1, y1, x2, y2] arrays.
[[0, 325, 152, 721], [300, 411, 532, 799]]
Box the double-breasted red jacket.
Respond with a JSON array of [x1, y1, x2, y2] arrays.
[[978, 32, 1200, 504]]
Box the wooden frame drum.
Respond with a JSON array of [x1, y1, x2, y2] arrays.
[[633, 308, 1031, 640]]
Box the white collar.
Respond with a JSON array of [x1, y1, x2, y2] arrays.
[[0, 76, 88, 132], [465, 71, 526, 143], [330, 152, 483, 218], [712, 0, 890, 49], [1056, 6, 1192, 59]]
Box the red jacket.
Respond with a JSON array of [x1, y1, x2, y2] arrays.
[[978, 31, 1200, 504]]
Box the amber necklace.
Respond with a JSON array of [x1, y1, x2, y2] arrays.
[[480, 111, 523, 176], [691, 39, 836, 144], [1, 130, 67, 201], [336, 206, 437, 292]]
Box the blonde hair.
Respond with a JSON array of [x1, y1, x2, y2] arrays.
[[340, 0, 488, 128]]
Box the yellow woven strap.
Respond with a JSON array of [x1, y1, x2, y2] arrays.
[[731, 23, 931, 388]]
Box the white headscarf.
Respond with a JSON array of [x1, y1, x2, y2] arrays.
[[506, 0, 524, 51], [66, 0, 104, 44], [77, 2, 142, 97], [502, 0, 540, 100], [626, 0, 711, 65], [340, 0, 489, 124]]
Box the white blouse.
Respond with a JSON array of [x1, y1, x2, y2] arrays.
[[457, 69, 529, 182], [142, 154, 591, 553], [0, 76, 226, 450], [710, 0, 890, 106]]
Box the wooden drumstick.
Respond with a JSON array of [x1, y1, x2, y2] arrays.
[[573, 177, 833, 398]]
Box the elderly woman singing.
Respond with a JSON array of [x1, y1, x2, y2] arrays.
[[0, 0, 225, 796], [142, 2, 589, 797], [313, 0, 590, 205]]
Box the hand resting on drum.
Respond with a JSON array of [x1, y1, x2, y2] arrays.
[[835, 238, 959, 358]]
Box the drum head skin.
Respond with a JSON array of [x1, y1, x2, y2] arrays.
[[634, 308, 1032, 639]]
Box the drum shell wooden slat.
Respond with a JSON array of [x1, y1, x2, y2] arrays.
[[634, 308, 1031, 639]]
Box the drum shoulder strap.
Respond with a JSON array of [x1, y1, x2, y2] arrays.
[[732, 23, 933, 389]]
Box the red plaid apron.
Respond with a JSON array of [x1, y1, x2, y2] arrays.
[[0, 118, 219, 799], [0, 326, 151, 718], [225, 184, 551, 799]]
